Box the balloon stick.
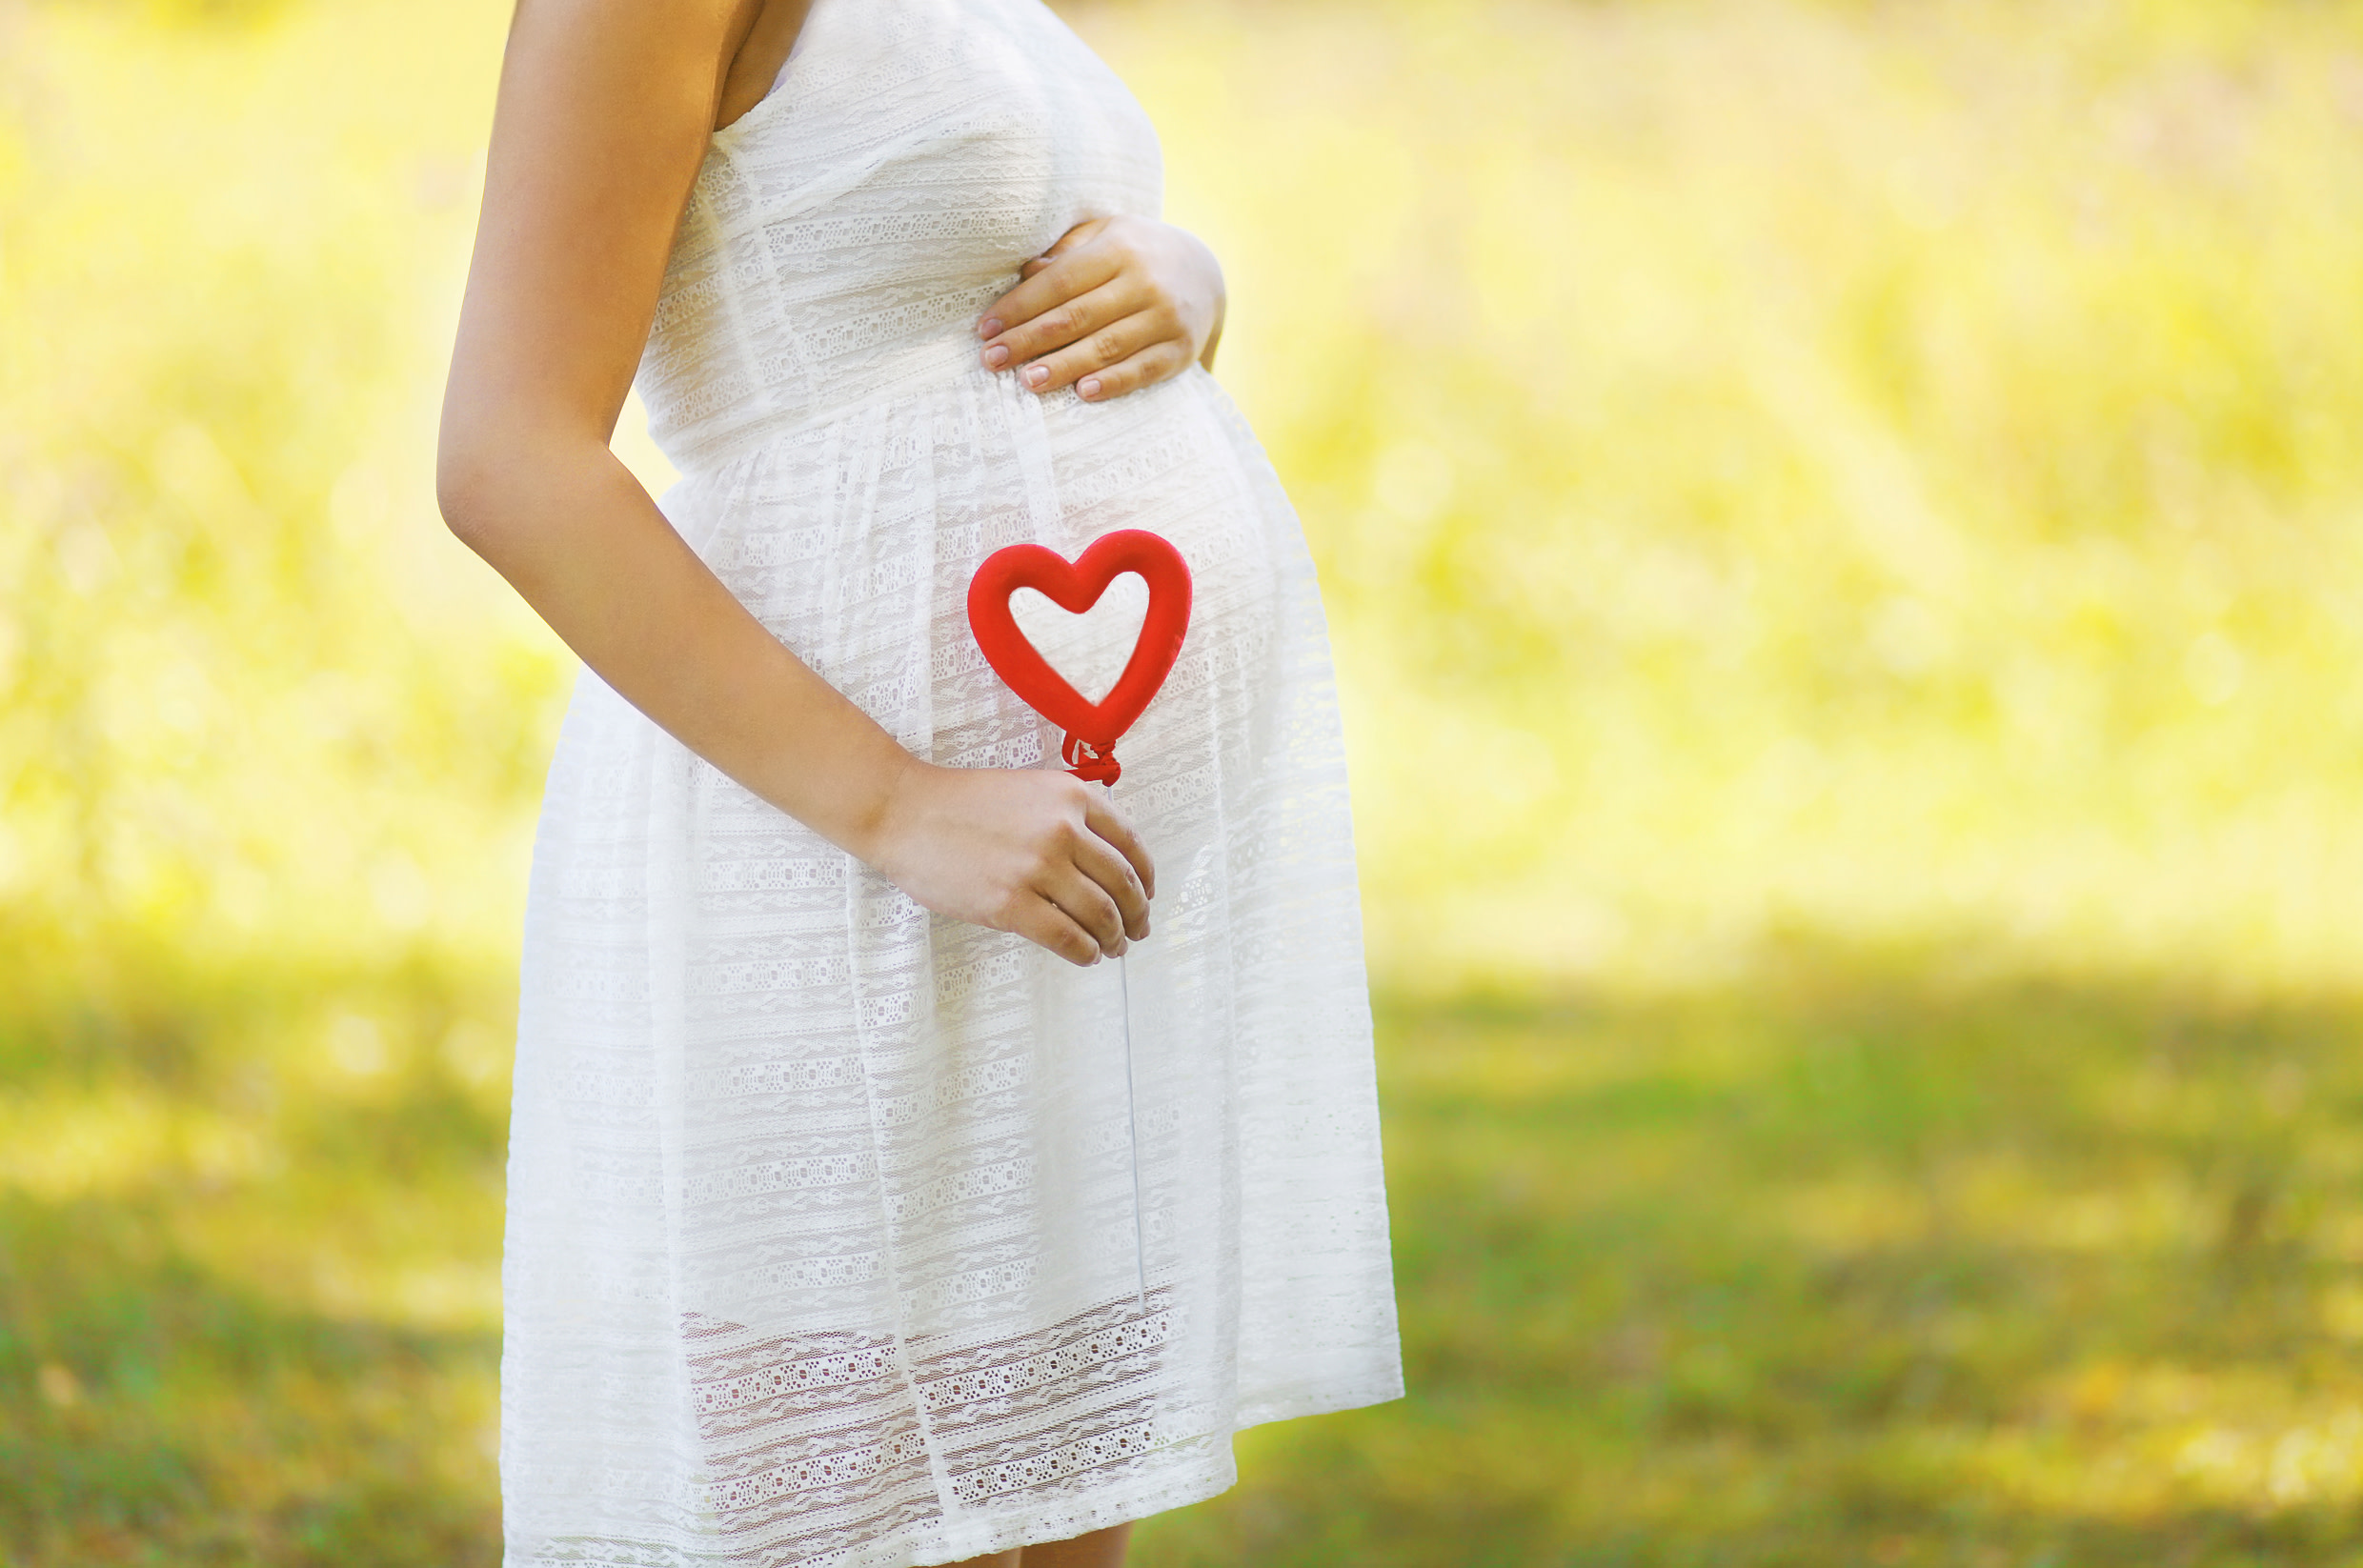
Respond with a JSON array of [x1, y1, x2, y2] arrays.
[[1115, 861, 1147, 1313], [965, 529, 1192, 1319]]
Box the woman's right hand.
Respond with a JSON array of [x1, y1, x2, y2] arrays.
[[866, 764, 1155, 966]]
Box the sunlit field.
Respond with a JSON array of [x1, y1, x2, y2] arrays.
[[6, 0, 2363, 1561]]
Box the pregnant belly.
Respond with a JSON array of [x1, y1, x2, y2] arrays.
[[640, 358, 1302, 831], [670, 360, 1282, 666]]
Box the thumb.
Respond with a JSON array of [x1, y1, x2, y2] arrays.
[[1034, 216, 1108, 267]]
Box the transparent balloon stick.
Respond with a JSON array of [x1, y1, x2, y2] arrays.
[[1111, 779, 1149, 1314], [964, 533, 1188, 1318]]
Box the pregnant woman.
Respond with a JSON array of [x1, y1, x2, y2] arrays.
[[436, 1, 1401, 1563]]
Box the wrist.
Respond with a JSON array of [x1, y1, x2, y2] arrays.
[[845, 747, 932, 872]]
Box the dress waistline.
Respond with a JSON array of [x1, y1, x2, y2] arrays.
[[653, 332, 1006, 478]]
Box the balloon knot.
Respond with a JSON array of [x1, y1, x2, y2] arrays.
[[1061, 734, 1121, 786]]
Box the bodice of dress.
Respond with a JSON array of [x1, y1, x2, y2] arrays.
[[633, 0, 1165, 473]]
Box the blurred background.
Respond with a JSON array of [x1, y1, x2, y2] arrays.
[[7, 0, 2363, 1560]]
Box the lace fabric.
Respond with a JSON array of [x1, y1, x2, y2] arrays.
[[501, 2, 1403, 1563]]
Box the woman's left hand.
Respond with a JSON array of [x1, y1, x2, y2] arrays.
[[976, 215, 1226, 402]]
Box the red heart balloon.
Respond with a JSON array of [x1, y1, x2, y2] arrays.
[[967, 530, 1193, 784]]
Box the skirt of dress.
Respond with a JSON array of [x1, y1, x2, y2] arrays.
[[499, 364, 1402, 1568]]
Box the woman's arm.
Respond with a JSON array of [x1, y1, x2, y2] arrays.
[[436, 0, 1151, 966]]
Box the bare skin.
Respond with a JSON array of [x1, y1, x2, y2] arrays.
[[438, 0, 1224, 975], [943, 1521, 1134, 1568]]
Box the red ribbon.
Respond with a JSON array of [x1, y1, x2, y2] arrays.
[[1060, 734, 1122, 785]]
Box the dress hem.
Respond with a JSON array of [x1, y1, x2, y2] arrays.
[[900, 1455, 1233, 1567], [900, 1372, 1406, 1566]]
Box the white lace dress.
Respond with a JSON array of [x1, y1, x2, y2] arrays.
[[499, 1, 1402, 1563]]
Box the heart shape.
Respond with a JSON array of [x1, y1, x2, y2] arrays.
[[967, 529, 1193, 784]]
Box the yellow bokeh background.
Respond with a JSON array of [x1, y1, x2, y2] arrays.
[[8, 0, 2363, 1561]]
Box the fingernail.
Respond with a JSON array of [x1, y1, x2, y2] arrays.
[[1024, 365, 1049, 389], [984, 344, 1009, 370], [1079, 376, 1101, 400], [977, 316, 1001, 339]]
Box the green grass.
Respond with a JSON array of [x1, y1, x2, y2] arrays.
[[1153, 960, 2363, 1566], [1, 1197, 497, 1566], [9, 947, 2363, 1564]]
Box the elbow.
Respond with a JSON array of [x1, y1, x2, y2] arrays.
[[435, 432, 505, 553], [437, 416, 569, 557], [436, 398, 612, 556]]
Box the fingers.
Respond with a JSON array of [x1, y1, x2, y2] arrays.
[[1004, 302, 1189, 400], [1071, 341, 1194, 404], [1000, 787, 1153, 962], [976, 241, 1125, 355], [1022, 219, 1099, 275], [1030, 788, 1154, 959], [1082, 793, 1157, 906], [1040, 219, 1101, 257], [1009, 894, 1107, 968], [1071, 827, 1150, 941], [980, 274, 1146, 380], [1042, 860, 1130, 959]]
